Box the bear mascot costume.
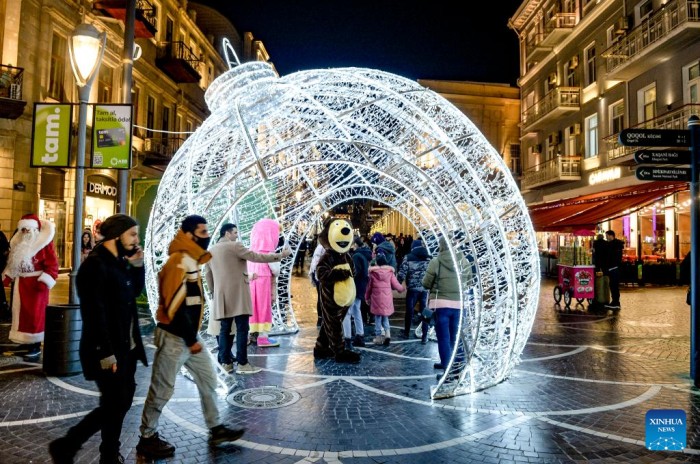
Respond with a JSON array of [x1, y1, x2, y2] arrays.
[[313, 218, 361, 364]]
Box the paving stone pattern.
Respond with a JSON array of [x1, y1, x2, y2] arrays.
[[1, 272, 699, 463]]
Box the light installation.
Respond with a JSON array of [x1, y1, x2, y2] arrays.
[[144, 61, 540, 399]]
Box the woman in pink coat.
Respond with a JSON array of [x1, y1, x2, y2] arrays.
[[365, 254, 404, 346], [248, 219, 281, 347]]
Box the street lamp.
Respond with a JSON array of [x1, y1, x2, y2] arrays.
[[68, 23, 106, 304]]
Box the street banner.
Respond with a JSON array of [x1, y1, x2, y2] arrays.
[[30, 103, 73, 167], [91, 104, 133, 169]]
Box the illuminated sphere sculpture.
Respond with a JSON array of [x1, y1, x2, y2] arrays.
[[145, 61, 539, 399]]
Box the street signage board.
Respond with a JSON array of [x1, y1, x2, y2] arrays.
[[91, 104, 133, 169], [634, 149, 692, 165], [635, 167, 691, 182], [30, 103, 73, 167], [619, 129, 690, 147]]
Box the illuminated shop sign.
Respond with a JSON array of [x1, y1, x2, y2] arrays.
[[589, 167, 621, 186]]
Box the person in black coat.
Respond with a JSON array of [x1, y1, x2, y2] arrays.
[[49, 214, 147, 464]]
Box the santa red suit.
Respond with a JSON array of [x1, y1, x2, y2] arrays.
[[2, 214, 59, 344]]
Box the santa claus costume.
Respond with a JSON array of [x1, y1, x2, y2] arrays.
[[3, 214, 59, 357]]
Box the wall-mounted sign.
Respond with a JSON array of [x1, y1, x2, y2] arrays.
[[588, 167, 621, 185], [31, 103, 73, 167], [87, 174, 118, 199], [91, 104, 133, 169]]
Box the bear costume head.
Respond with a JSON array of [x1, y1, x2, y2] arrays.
[[318, 217, 353, 254]]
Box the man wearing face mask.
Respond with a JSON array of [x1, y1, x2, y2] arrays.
[[49, 214, 147, 464], [136, 215, 245, 459]]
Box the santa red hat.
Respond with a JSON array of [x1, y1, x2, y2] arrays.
[[17, 213, 41, 231]]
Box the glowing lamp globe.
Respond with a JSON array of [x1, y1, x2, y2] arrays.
[[144, 61, 540, 399]]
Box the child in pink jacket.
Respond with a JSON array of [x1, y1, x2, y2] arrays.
[[365, 254, 404, 345]]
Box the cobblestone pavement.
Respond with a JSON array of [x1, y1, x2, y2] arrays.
[[1, 270, 699, 463]]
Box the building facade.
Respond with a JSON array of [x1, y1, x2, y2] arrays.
[[371, 80, 521, 237], [509, 0, 699, 260], [0, 0, 269, 268]]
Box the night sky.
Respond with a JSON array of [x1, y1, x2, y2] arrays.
[[198, 1, 523, 85]]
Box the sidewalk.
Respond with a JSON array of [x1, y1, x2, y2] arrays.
[[0, 275, 698, 463]]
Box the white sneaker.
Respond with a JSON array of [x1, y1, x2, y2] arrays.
[[373, 335, 384, 345], [236, 362, 262, 375], [221, 363, 233, 373]]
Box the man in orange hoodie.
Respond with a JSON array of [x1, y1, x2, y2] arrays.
[[136, 215, 245, 459]]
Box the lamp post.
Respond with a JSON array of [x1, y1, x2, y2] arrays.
[[68, 23, 106, 304]]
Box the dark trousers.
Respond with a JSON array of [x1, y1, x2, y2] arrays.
[[234, 315, 250, 365], [64, 351, 137, 458], [404, 289, 428, 334], [434, 308, 460, 369], [315, 284, 323, 321], [606, 267, 620, 304], [218, 318, 235, 364]]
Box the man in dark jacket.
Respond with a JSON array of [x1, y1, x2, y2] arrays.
[[343, 237, 372, 348], [397, 239, 431, 341], [49, 214, 148, 464], [605, 230, 624, 309]]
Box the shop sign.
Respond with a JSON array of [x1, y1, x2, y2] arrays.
[[588, 167, 621, 186], [87, 175, 118, 198], [635, 167, 691, 182], [619, 129, 690, 147], [634, 149, 691, 165], [30, 103, 73, 167], [91, 104, 133, 169]]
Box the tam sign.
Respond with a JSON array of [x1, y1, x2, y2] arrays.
[[31, 103, 73, 167], [589, 167, 621, 185]]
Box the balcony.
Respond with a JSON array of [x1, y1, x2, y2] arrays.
[[142, 137, 184, 170], [0, 64, 26, 119], [521, 156, 582, 191], [606, 104, 700, 163], [522, 87, 580, 131], [540, 13, 577, 46], [602, 0, 700, 80], [93, 0, 158, 38], [156, 42, 202, 84]]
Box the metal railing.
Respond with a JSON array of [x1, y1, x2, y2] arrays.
[[144, 137, 184, 158], [603, 0, 700, 73], [522, 87, 581, 128], [521, 155, 582, 189], [606, 104, 700, 160], [0, 64, 24, 100], [525, 12, 577, 56], [158, 41, 201, 67], [136, 0, 158, 31]]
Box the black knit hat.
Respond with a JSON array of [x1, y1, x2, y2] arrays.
[[100, 214, 138, 240]]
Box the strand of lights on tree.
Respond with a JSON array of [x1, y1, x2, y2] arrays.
[[144, 60, 539, 399]]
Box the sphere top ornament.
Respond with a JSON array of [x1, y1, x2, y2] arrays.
[[145, 61, 540, 399]]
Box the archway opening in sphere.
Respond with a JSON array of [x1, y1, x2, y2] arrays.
[[144, 61, 539, 399]]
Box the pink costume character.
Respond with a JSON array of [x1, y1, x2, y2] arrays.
[[2, 214, 59, 359], [248, 219, 281, 347]]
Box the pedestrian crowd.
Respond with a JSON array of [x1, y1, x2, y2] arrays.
[[0, 209, 466, 463]]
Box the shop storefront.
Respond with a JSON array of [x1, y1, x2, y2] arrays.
[[86, 174, 118, 236], [530, 183, 690, 285]]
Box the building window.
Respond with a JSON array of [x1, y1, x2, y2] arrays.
[[638, 83, 656, 123], [161, 105, 170, 142], [584, 43, 596, 87], [566, 56, 578, 86], [684, 61, 700, 104], [98, 66, 112, 102], [48, 33, 66, 101], [636, 0, 653, 22], [509, 143, 521, 175], [585, 113, 598, 158], [609, 100, 625, 135], [146, 96, 155, 138]]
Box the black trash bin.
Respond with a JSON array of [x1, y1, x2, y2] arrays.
[[43, 304, 82, 376]]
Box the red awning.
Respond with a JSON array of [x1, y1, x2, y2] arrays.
[[528, 182, 688, 232]]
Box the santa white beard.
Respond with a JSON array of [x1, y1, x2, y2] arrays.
[[6, 229, 39, 277]]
